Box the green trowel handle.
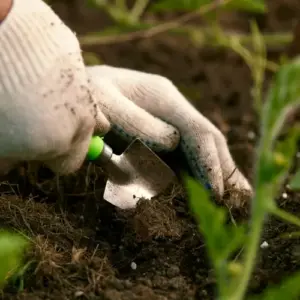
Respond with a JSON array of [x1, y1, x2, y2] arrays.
[[87, 136, 113, 165], [87, 136, 105, 161]]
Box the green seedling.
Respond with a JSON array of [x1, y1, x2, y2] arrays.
[[0, 231, 29, 290], [185, 56, 300, 300]]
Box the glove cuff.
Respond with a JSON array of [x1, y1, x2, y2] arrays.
[[0, 0, 81, 93]]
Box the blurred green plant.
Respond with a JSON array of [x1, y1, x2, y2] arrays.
[[0, 231, 29, 291], [77, 0, 292, 52], [75, 0, 292, 105], [185, 55, 300, 299], [151, 0, 265, 13], [44, 0, 293, 77]]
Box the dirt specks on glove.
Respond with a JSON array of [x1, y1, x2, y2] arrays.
[[0, 0, 110, 175]]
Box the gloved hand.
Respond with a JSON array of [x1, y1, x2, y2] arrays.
[[0, 0, 252, 207], [86, 66, 253, 207], [0, 0, 110, 175]]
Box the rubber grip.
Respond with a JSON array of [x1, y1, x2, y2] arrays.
[[87, 136, 104, 161]]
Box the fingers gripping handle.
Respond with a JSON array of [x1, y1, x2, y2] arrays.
[[87, 136, 113, 164]]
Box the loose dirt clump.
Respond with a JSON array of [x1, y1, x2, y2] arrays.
[[0, 165, 213, 299], [129, 186, 186, 242], [0, 194, 115, 299]]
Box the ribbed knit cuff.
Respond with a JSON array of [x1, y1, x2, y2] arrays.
[[0, 0, 81, 92]]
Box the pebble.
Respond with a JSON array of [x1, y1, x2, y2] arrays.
[[131, 261, 137, 270], [247, 131, 256, 140], [74, 291, 84, 298], [260, 241, 269, 249]]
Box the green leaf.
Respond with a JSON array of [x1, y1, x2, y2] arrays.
[[0, 231, 29, 289], [258, 127, 299, 187], [255, 128, 299, 212], [86, 0, 107, 8], [185, 176, 245, 280], [79, 23, 152, 46], [251, 272, 300, 300], [224, 0, 266, 14], [254, 57, 300, 209], [150, 0, 211, 12], [289, 168, 300, 191], [255, 57, 300, 195], [260, 57, 300, 151], [150, 0, 265, 13]]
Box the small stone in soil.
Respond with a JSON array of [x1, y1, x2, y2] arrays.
[[247, 131, 256, 140], [260, 241, 269, 249], [74, 291, 84, 297], [131, 261, 137, 270]]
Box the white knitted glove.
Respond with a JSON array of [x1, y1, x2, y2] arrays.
[[0, 0, 110, 175], [0, 0, 252, 206], [87, 66, 253, 205]]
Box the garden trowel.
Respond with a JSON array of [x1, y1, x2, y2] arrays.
[[87, 136, 177, 209]]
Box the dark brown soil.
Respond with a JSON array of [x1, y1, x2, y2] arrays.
[[1, 1, 300, 299]]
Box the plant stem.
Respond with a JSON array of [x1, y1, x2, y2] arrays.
[[130, 0, 149, 23], [79, 0, 232, 45], [272, 207, 300, 227], [80, 26, 292, 54], [229, 197, 266, 300], [186, 26, 292, 50], [115, 0, 127, 11], [230, 202, 300, 300]]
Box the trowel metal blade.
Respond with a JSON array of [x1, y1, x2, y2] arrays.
[[103, 139, 177, 209]]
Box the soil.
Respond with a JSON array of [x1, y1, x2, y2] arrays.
[[2, 1, 300, 299]]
